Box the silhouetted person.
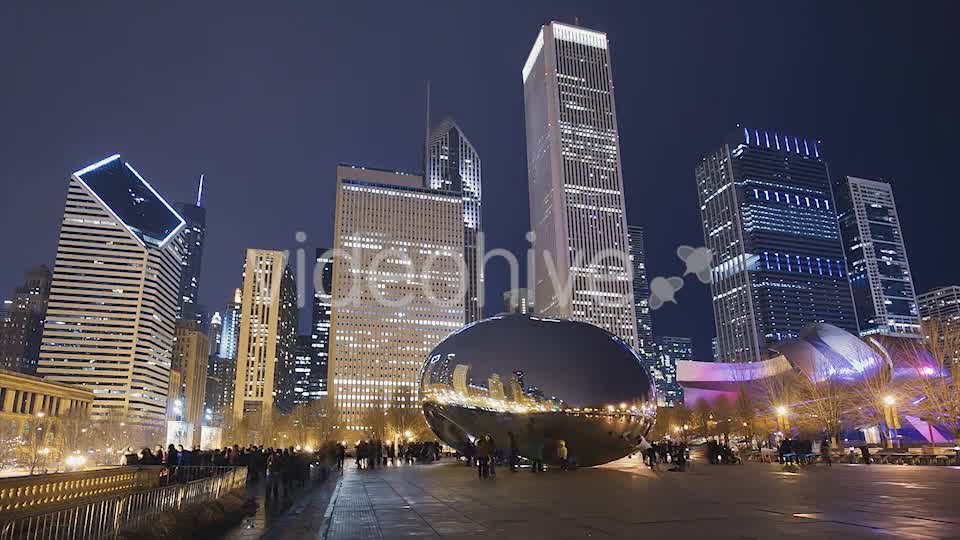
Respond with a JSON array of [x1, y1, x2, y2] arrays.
[[820, 439, 832, 467]]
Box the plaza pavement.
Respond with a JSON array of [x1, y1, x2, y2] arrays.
[[272, 457, 960, 540]]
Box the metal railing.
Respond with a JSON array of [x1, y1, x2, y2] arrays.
[[0, 467, 161, 515], [0, 466, 247, 540]]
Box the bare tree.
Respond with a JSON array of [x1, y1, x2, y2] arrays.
[[792, 374, 847, 447], [0, 420, 21, 471], [384, 389, 430, 443], [18, 414, 55, 474], [843, 339, 896, 446], [903, 322, 960, 446]]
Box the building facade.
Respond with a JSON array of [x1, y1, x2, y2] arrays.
[[695, 128, 857, 362], [310, 249, 334, 399], [836, 176, 920, 337], [204, 290, 242, 422], [0, 369, 93, 434], [0, 265, 51, 374], [170, 319, 209, 440], [38, 155, 185, 430], [523, 22, 636, 344], [654, 336, 690, 407], [329, 165, 464, 432], [292, 335, 314, 408], [918, 286, 960, 342], [218, 288, 242, 360], [425, 118, 483, 323], [174, 190, 206, 327], [231, 249, 298, 430], [627, 226, 655, 363], [502, 288, 534, 315]]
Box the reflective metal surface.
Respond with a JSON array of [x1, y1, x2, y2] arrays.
[[419, 315, 656, 467]]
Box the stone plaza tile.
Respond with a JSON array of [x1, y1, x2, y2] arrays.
[[240, 457, 960, 539]]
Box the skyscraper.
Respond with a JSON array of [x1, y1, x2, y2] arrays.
[[425, 118, 483, 323], [170, 319, 209, 442], [0, 265, 51, 374], [627, 226, 655, 363], [232, 249, 298, 430], [835, 176, 921, 337], [654, 336, 690, 407], [218, 288, 242, 360], [292, 335, 314, 407], [205, 289, 241, 422], [695, 128, 857, 362], [918, 286, 960, 339], [38, 154, 185, 430], [311, 249, 334, 399], [329, 164, 464, 432], [523, 21, 636, 344], [174, 176, 206, 327]]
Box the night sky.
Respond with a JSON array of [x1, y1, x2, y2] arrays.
[[1, 1, 957, 361]]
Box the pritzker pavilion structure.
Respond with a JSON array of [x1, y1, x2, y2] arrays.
[[677, 323, 950, 445]]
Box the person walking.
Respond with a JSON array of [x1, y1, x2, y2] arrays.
[[820, 438, 832, 467], [558, 440, 569, 471], [476, 436, 490, 479], [486, 435, 497, 477]]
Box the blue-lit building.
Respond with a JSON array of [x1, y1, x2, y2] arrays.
[[695, 128, 858, 362], [654, 336, 688, 407], [174, 177, 206, 328], [835, 176, 921, 337]]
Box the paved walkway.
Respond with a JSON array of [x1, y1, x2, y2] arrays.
[[271, 458, 960, 539]]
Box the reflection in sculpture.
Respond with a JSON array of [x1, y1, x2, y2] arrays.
[[419, 315, 656, 467]]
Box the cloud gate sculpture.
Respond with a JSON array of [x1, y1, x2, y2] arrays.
[[419, 315, 656, 467]]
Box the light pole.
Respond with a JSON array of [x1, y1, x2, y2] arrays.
[[883, 395, 900, 449], [775, 406, 790, 436]]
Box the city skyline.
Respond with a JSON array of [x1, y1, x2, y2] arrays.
[[1, 4, 957, 361]]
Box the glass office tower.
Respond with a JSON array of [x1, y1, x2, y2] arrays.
[[835, 176, 920, 337], [695, 128, 857, 362], [426, 118, 483, 323]]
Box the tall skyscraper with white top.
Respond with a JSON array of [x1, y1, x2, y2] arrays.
[[522, 22, 637, 345], [38, 155, 185, 430], [329, 165, 464, 432]]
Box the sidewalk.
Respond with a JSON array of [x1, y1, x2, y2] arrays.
[[310, 458, 960, 540]]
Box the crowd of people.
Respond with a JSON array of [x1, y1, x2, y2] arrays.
[[464, 432, 571, 478], [704, 439, 741, 465], [639, 440, 689, 471], [340, 439, 443, 470], [120, 443, 323, 498]]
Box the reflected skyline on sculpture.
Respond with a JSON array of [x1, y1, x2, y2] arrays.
[[419, 315, 656, 467]]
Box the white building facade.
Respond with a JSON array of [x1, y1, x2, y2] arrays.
[[522, 22, 637, 344], [38, 155, 185, 431], [329, 165, 465, 432]]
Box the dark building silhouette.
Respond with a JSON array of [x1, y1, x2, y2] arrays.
[[0, 265, 51, 374]]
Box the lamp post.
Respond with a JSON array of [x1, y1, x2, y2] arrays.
[[775, 406, 790, 435], [882, 395, 900, 449]]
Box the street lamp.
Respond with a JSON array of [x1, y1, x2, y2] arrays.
[[775, 406, 790, 434], [882, 395, 900, 449]]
